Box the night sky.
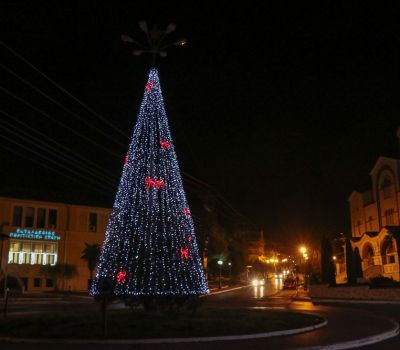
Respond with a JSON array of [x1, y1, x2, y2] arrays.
[[1, 2, 400, 249]]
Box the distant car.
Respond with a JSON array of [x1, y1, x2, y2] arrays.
[[283, 278, 297, 289], [251, 277, 266, 287]]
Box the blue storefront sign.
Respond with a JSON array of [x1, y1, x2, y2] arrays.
[[9, 228, 61, 241]]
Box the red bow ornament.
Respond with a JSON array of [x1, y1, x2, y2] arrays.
[[155, 179, 166, 189], [145, 177, 156, 189], [145, 177, 166, 189], [116, 271, 127, 283], [145, 82, 153, 91], [160, 140, 171, 150], [180, 247, 189, 260]]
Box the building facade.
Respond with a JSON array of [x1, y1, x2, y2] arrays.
[[348, 152, 400, 281], [246, 230, 266, 264], [0, 197, 110, 292]]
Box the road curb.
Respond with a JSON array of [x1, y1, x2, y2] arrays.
[[289, 316, 399, 350], [0, 314, 327, 345], [311, 297, 400, 305], [202, 284, 250, 297], [292, 297, 311, 302], [0, 298, 64, 304]]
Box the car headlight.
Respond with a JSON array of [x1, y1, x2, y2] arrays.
[[260, 279, 265, 286], [252, 279, 259, 286]]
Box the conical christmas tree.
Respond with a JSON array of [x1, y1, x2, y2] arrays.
[[91, 68, 209, 296]]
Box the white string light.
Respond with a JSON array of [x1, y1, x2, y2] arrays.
[[91, 69, 209, 296]]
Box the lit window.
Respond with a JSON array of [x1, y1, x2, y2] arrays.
[[8, 240, 58, 266]]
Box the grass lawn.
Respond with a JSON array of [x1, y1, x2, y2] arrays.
[[0, 308, 323, 339]]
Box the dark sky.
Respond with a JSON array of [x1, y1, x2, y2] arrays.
[[1, 1, 400, 248]]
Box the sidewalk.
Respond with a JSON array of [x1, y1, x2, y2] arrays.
[[293, 287, 311, 301]]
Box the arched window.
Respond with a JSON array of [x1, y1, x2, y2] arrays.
[[381, 238, 396, 265], [381, 177, 393, 199], [384, 208, 395, 225], [362, 243, 375, 266]]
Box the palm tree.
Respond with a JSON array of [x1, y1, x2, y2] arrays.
[[81, 243, 101, 286], [41, 263, 78, 291]]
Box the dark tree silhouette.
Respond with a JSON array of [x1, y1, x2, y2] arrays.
[[41, 263, 78, 290], [81, 243, 101, 282], [345, 239, 356, 284], [321, 236, 336, 285], [354, 247, 363, 279]]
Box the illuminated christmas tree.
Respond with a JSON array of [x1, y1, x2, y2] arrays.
[[91, 68, 209, 296]]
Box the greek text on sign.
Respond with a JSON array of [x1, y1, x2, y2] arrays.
[[10, 228, 61, 241]]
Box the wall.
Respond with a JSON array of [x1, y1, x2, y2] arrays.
[[0, 197, 111, 293], [310, 284, 400, 301]]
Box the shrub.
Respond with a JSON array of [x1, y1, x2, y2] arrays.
[[369, 276, 400, 288]]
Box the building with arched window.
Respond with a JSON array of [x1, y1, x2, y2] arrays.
[[347, 130, 400, 281]]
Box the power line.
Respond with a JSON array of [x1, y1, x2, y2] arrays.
[[0, 62, 126, 147], [0, 132, 112, 192], [0, 143, 110, 196], [0, 41, 251, 224], [0, 39, 130, 139], [0, 109, 120, 182], [0, 85, 123, 158], [0, 41, 225, 196], [0, 118, 118, 186]]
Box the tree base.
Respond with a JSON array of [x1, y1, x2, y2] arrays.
[[124, 295, 204, 314]]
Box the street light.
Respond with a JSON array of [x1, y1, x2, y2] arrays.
[[228, 262, 232, 285], [299, 246, 307, 255], [297, 245, 308, 293], [217, 260, 223, 289]]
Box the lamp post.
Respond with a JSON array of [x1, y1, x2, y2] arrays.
[[217, 260, 223, 289], [298, 245, 308, 292], [228, 262, 232, 285]]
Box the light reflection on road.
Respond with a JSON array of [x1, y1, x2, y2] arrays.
[[253, 285, 265, 298], [252, 277, 282, 299], [274, 276, 283, 290]]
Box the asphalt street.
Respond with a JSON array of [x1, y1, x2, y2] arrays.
[[1, 281, 400, 349]]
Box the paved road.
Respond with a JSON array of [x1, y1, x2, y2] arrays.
[[1, 281, 400, 349]]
